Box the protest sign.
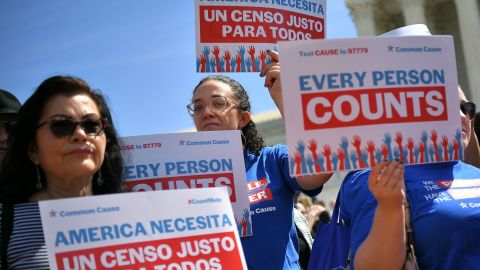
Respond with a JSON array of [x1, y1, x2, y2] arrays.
[[194, 0, 326, 73], [278, 36, 461, 175], [120, 130, 252, 237], [39, 187, 247, 270]]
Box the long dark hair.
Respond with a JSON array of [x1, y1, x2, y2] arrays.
[[0, 75, 124, 203], [193, 75, 265, 155]]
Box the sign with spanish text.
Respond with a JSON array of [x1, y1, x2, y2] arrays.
[[195, 0, 326, 73], [39, 188, 247, 270], [278, 36, 461, 176], [120, 131, 252, 237]]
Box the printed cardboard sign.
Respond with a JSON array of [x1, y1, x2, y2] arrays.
[[278, 36, 461, 175], [39, 187, 247, 270], [195, 0, 326, 73], [120, 130, 252, 237]]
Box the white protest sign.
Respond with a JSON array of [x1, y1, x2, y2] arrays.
[[278, 36, 461, 175], [39, 188, 247, 270], [194, 0, 326, 73], [120, 130, 252, 237]]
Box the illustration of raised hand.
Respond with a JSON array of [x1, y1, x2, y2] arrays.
[[331, 152, 339, 171], [224, 51, 232, 72], [407, 137, 414, 164], [340, 137, 351, 170], [200, 54, 207, 72], [245, 57, 252, 72], [338, 148, 345, 170], [441, 135, 449, 160], [366, 140, 376, 166], [322, 144, 332, 172], [306, 155, 314, 174], [421, 131, 429, 163], [383, 133, 393, 160], [259, 50, 267, 69]]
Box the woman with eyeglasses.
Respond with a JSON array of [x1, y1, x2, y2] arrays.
[[0, 75, 123, 269], [336, 86, 480, 270], [187, 55, 332, 269]]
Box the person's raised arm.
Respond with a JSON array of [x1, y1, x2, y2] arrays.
[[260, 50, 284, 118], [354, 160, 406, 270]]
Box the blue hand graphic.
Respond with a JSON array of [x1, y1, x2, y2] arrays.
[[340, 137, 351, 170], [254, 57, 261, 71], [393, 146, 400, 160], [209, 58, 216, 72], [230, 58, 236, 72], [383, 133, 393, 160], [202, 46, 211, 73], [317, 155, 326, 172], [455, 129, 463, 160], [306, 155, 314, 174], [219, 58, 225, 72], [448, 144, 454, 160], [245, 57, 252, 72], [428, 144, 435, 162], [438, 145, 444, 161], [421, 131, 429, 163], [331, 153, 339, 171], [296, 140, 307, 174], [375, 149, 383, 163], [413, 146, 420, 163], [360, 150, 369, 168], [238, 46, 246, 72]]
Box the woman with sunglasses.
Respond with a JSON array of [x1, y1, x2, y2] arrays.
[[336, 86, 480, 270], [187, 63, 332, 269], [0, 75, 123, 268]]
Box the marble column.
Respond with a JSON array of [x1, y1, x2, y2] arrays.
[[345, 0, 377, 36], [454, 0, 480, 104], [400, 0, 427, 25]]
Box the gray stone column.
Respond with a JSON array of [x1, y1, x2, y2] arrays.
[[400, 0, 427, 25], [345, 0, 376, 36], [454, 0, 480, 104]]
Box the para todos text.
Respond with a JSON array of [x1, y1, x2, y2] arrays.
[[297, 68, 451, 129], [200, 6, 324, 42]]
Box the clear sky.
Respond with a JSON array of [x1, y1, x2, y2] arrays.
[[0, 0, 356, 136]]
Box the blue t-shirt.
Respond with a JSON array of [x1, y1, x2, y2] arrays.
[[241, 145, 322, 270], [340, 161, 480, 270]]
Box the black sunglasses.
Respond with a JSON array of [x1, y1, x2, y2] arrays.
[[460, 101, 476, 121], [37, 117, 108, 138]]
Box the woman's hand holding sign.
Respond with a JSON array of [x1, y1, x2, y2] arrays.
[[260, 50, 284, 118]]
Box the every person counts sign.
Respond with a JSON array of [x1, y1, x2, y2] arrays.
[[119, 131, 252, 237], [278, 35, 461, 175]]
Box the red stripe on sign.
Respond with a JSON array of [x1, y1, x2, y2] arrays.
[[301, 86, 448, 130], [125, 173, 237, 202], [56, 232, 243, 270], [199, 6, 324, 43]]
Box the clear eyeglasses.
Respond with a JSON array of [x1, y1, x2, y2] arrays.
[[186, 96, 237, 117]]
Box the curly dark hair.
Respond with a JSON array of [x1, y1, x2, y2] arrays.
[[193, 75, 265, 155], [0, 76, 124, 203]]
